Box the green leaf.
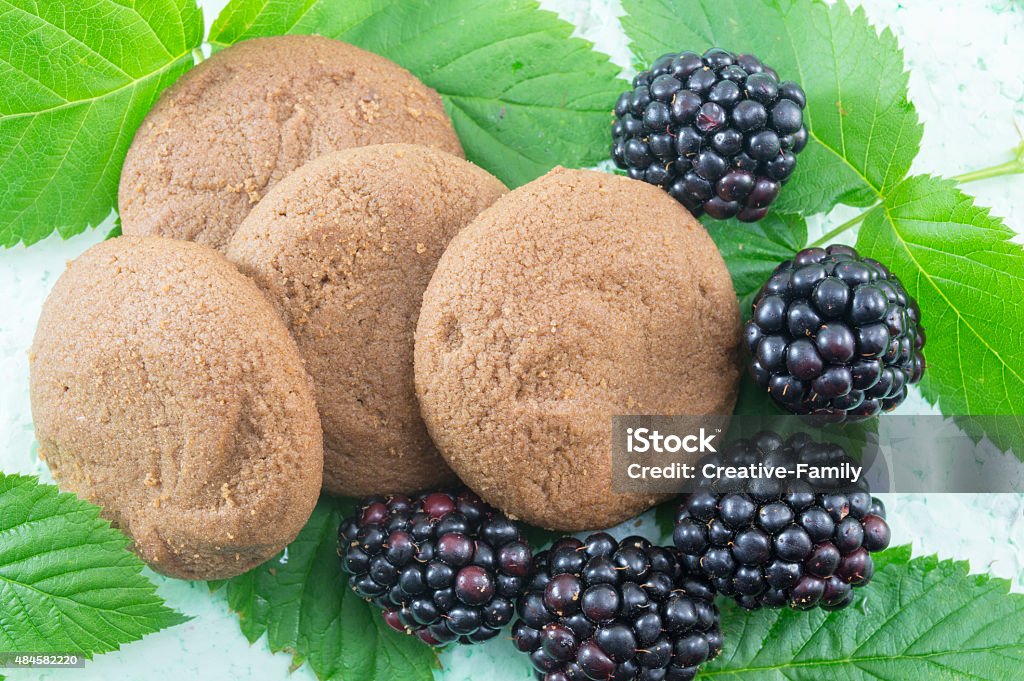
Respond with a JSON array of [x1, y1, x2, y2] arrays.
[[703, 547, 1024, 679], [207, 0, 378, 40], [869, 543, 912, 572], [0, 474, 188, 656], [732, 375, 783, 418], [208, 0, 626, 188], [621, 0, 921, 216], [653, 499, 679, 542], [705, 212, 807, 317], [214, 497, 437, 681], [0, 0, 204, 247], [522, 524, 562, 551], [857, 176, 1024, 453], [732, 373, 824, 422]]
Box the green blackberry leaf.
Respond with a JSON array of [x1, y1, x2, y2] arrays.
[[211, 497, 437, 681], [857, 176, 1024, 454], [705, 212, 807, 318], [732, 375, 782, 418], [704, 547, 1024, 679], [208, 0, 626, 188], [521, 524, 562, 551], [653, 499, 679, 542], [0, 0, 203, 247], [869, 543, 912, 572], [0, 474, 188, 656], [621, 0, 921, 216]]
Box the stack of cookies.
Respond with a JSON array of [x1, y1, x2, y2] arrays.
[[30, 35, 741, 580]]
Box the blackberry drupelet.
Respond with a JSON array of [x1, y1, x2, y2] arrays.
[[512, 533, 722, 681], [339, 490, 532, 646], [673, 431, 891, 611], [746, 244, 926, 420], [611, 48, 808, 222]]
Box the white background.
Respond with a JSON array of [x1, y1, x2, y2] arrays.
[[1, 1, 1022, 679]]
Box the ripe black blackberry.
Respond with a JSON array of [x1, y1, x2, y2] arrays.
[[338, 490, 532, 646], [746, 244, 926, 420], [512, 533, 722, 681], [673, 431, 891, 611], [611, 48, 807, 222]]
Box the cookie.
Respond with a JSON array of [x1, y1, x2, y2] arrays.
[[227, 144, 507, 497], [414, 168, 742, 531], [119, 35, 462, 251], [30, 236, 323, 580]]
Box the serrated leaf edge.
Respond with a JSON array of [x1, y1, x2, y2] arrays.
[[0, 474, 189, 657], [865, 175, 1024, 424], [704, 546, 1024, 677]]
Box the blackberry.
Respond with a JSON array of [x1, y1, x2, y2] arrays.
[[611, 48, 807, 222], [339, 490, 532, 646], [746, 244, 925, 420], [512, 534, 722, 681], [673, 431, 891, 611]]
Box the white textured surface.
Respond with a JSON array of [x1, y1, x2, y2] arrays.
[[1, 1, 1022, 679]]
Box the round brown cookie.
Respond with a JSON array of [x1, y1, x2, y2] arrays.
[[30, 236, 323, 580], [119, 34, 462, 251], [414, 168, 742, 531], [227, 144, 507, 497]]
